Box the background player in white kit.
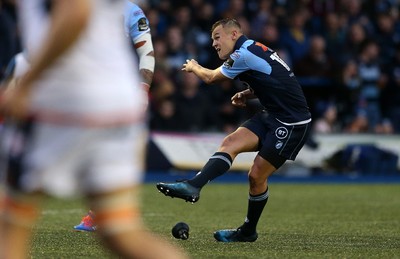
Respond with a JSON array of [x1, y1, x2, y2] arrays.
[[0, 0, 186, 258], [73, 0, 155, 232]]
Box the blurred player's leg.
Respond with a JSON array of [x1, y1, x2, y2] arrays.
[[89, 187, 188, 259], [0, 191, 41, 259]]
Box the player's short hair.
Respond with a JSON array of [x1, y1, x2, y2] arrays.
[[211, 18, 242, 33]]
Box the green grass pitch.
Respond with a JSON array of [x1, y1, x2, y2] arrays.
[[30, 183, 400, 258]]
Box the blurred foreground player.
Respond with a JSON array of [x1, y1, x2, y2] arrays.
[[73, 0, 155, 232], [157, 18, 311, 242], [0, 0, 186, 258]]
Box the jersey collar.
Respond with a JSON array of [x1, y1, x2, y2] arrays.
[[234, 35, 248, 51]]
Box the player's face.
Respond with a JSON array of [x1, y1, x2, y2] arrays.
[[211, 25, 235, 60]]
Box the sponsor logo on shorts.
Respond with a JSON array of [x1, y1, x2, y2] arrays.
[[275, 141, 283, 149], [275, 127, 288, 139]]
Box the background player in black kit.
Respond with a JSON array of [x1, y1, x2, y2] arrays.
[[157, 18, 312, 242]]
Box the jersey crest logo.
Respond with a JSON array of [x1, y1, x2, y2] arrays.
[[275, 127, 288, 139], [223, 58, 234, 69], [138, 18, 149, 31]]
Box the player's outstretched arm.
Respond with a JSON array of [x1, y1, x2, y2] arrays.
[[182, 59, 227, 84]]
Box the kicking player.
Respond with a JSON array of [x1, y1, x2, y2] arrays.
[[73, 0, 155, 232], [157, 18, 312, 242], [0, 0, 186, 258]]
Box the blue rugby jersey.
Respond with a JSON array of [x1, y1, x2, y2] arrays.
[[220, 36, 311, 123], [123, 1, 150, 42]]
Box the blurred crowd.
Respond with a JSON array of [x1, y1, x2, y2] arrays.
[[1, 0, 400, 134]]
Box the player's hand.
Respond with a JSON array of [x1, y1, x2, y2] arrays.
[[182, 59, 198, 72], [231, 92, 247, 107], [0, 79, 31, 120]]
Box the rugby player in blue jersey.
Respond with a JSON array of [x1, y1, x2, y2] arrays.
[[157, 18, 312, 242]]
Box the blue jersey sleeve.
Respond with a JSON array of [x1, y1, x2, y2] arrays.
[[123, 2, 150, 42], [220, 40, 272, 79], [220, 49, 249, 79]]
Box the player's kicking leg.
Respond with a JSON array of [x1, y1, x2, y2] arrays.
[[156, 130, 249, 202], [156, 151, 233, 203]]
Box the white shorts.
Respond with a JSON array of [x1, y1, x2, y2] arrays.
[[0, 120, 147, 198]]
